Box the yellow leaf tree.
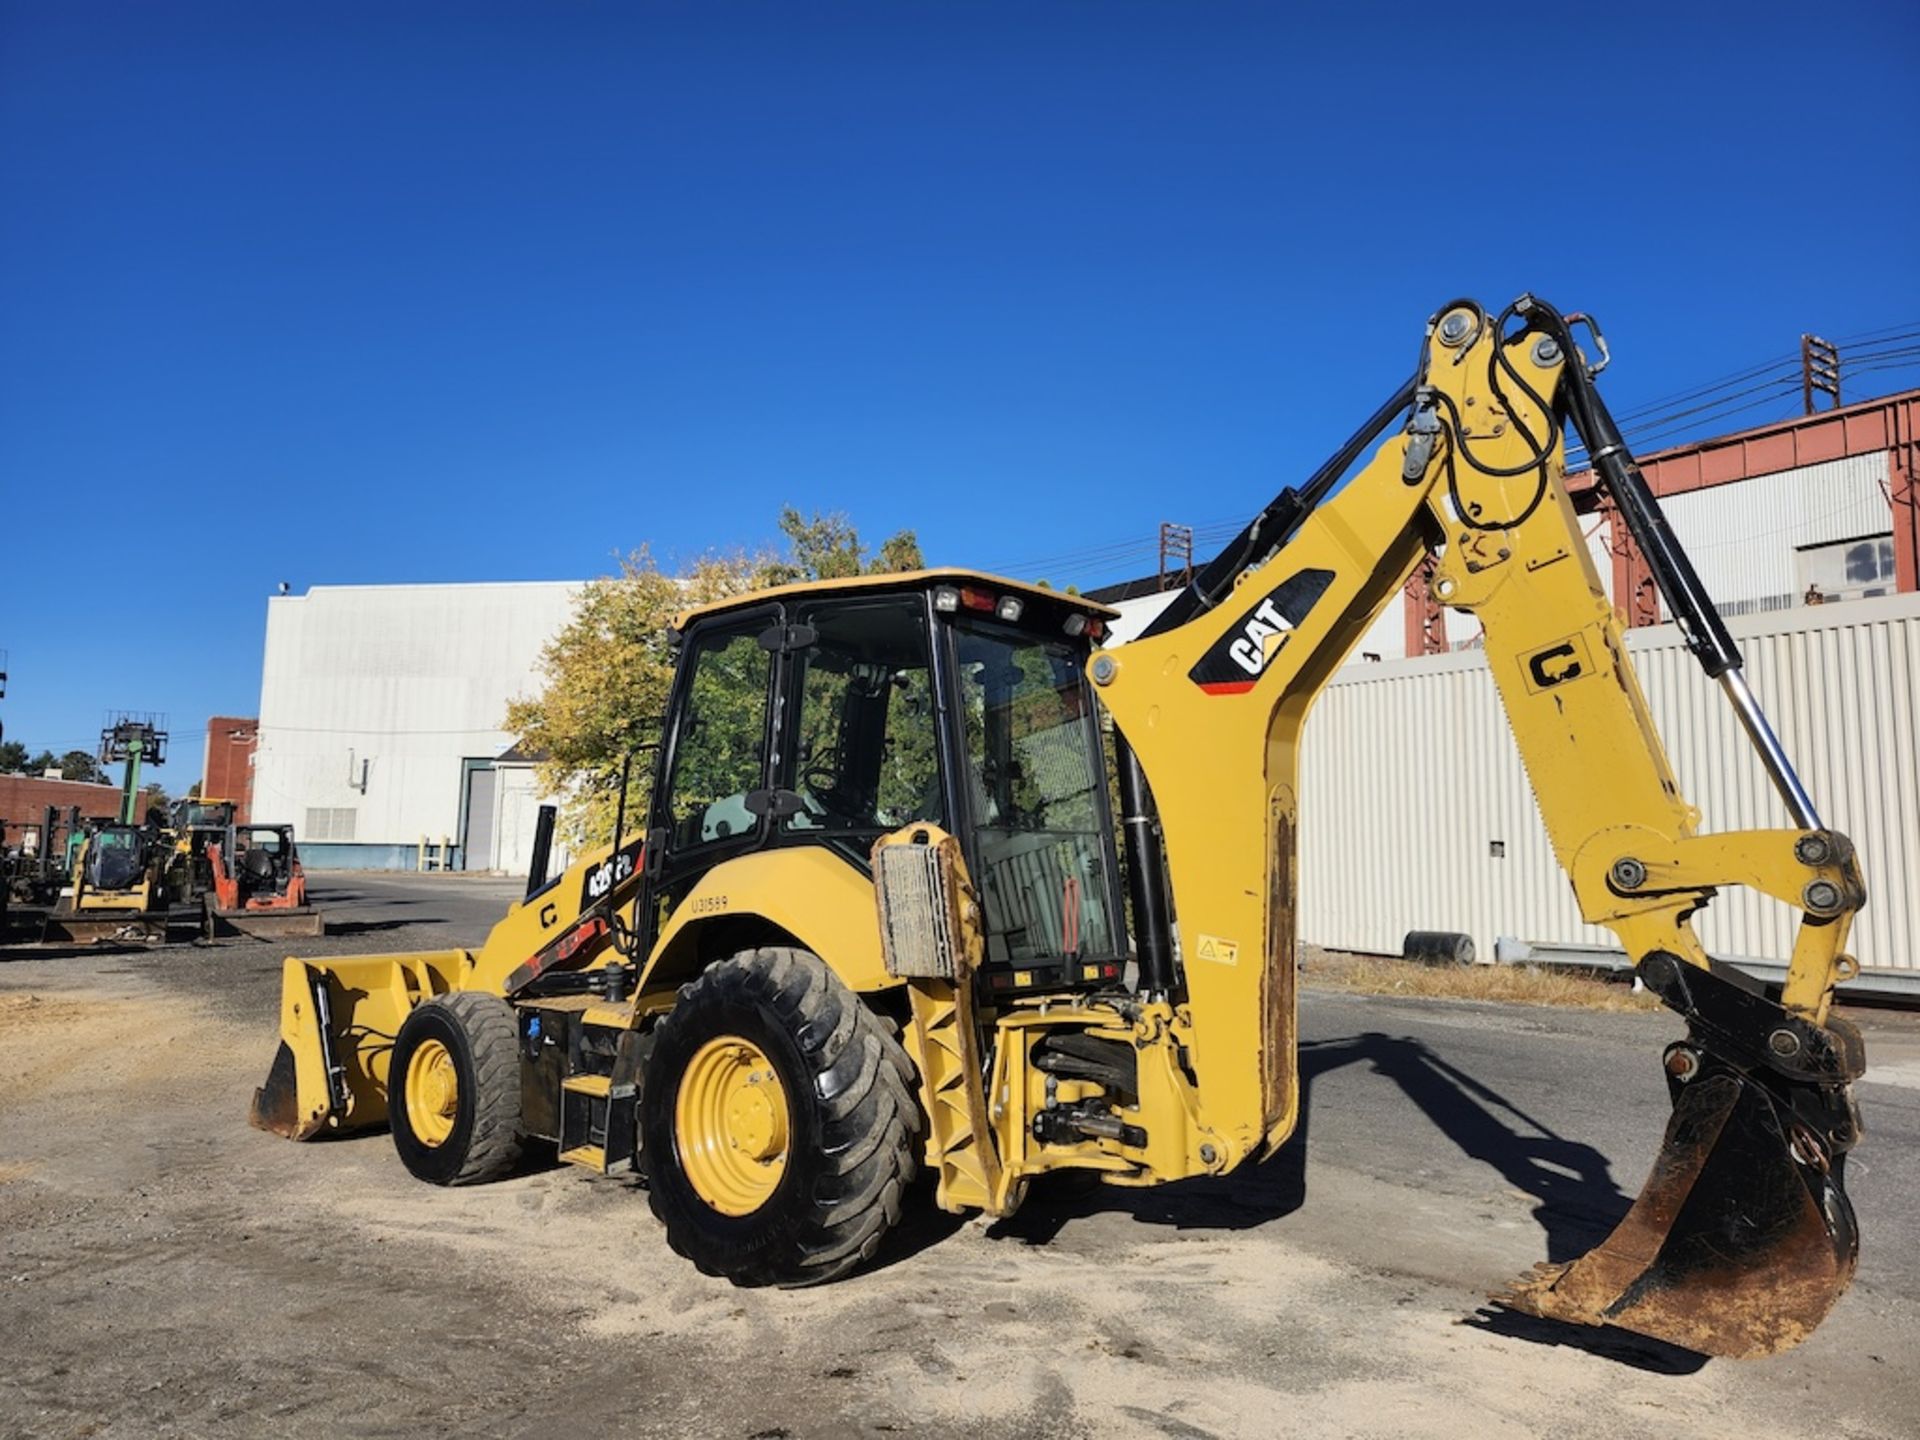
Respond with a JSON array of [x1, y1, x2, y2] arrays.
[[506, 512, 922, 847]]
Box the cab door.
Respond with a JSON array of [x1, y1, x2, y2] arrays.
[[640, 605, 783, 928]]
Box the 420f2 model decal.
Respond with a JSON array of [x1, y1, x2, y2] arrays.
[[1188, 568, 1335, 695]]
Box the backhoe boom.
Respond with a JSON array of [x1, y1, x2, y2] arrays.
[[1096, 297, 1864, 1355]]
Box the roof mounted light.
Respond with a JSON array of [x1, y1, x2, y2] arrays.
[[995, 595, 1025, 623], [1063, 612, 1088, 637], [932, 585, 960, 613]]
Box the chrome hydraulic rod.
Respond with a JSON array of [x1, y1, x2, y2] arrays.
[[1522, 295, 1825, 833], [1719, 668, 1822, 830]]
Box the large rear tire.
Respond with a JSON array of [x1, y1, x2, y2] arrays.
[[390, 992, 524, 1186], [642, 947, 919, 1287]]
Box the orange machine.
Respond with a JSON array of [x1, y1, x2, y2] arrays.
[[204, 823, 324, 938]]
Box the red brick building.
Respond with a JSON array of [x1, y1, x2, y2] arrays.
[[0, 775, 124, 855], [202, 716, 258, 824]]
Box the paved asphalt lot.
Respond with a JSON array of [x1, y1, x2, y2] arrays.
[[2, 871, 1915, 1438]]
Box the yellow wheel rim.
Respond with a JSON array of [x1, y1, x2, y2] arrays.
[[674, 1036, 790, 1216], [404, 1037, 460, 1148]]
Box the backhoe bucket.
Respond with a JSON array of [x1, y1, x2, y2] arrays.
[[249, 949, 472, 1140], [1494, 1053, 1859, 1358]]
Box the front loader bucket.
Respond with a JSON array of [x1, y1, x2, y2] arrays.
[[248, 949, 472, 1140], [1494, 1054, 1859, 1358]]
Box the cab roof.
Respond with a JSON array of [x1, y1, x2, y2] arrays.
[[673, 567, 1119, 630]]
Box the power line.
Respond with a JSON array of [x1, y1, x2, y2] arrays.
[[982, 325, 1920, 584]]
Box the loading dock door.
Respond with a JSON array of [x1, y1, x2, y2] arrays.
[[493, 766, 543, 877], [463, 766, 500, 871]]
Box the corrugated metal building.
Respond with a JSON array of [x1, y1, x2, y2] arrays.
[[1296, 593, 1920, 976], [252, 581, 581, 871]]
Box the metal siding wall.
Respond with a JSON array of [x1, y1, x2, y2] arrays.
[[253, 581, 582, 851], [1298, 592, 1920, 975], [1658, 454, 1892, 611]]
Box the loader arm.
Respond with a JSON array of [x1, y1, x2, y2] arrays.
[[249, 828, 645, 1139], [1093, 297, 1865, 1357]]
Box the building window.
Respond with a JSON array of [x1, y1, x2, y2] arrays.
[[304, 807, 357, 842], [1796, 534, 1895, 606]]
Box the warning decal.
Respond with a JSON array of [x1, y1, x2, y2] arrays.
[[1194, 933, 1240, 966]]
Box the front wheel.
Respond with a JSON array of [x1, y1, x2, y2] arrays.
[[642, 947, 919, 1286], [389, 992, 524, 1185]]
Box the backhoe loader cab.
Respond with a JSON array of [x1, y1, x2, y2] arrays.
[[657, 574, 1125, 996], [253, 298, 1869, 1358]]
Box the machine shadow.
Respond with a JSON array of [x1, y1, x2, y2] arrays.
[[325, 917, 445, 938], [984, 1029, 1709, 1372], [991, 1030, 1631, 1261], [1462, 1303, 1708, 1375], [305, 890, 421, 909]]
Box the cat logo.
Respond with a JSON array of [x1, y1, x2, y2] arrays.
[[1228, 598, 1297, 676], [1188, 568, 1336, 696], [1522, 634, 1596, 694]]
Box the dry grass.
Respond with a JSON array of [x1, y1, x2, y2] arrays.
[[1300, 947, 1661, 1013]]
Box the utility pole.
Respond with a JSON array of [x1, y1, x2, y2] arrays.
[[1157, 522, 1194, 592], [1802, 334, 1841, 414]]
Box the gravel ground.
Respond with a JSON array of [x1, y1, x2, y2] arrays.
[[2, 872, 1915, 1439]]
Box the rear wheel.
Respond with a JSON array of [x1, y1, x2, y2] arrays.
[[390, 992, 524, 1185], [642, 947, 919, 1286]]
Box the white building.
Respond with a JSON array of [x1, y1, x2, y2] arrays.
[[253, 581, 582, 872]]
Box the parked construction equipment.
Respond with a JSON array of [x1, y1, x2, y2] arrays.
[[252, 297, 1868, 1359], [202, 822, 323, 938], [167, 796, 238, 902], [44, 717, 172, 942]]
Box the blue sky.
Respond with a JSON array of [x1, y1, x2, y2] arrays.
[[2, 2, 1916, 784]]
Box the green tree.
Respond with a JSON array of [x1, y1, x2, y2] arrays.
[[757, 508, 923, 587], [138, 782, 172, 827], [0, 740, 26, 772], [26, 749, 58, 775], [507, 512, 923, 848], [59, 750, 102, 783]]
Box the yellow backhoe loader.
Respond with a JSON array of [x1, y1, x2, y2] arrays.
[[252, 297, 1867, 1358]]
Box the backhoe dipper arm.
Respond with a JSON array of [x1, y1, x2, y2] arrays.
[[1092, 297, 1865, 1358]]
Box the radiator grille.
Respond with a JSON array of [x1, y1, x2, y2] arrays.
[[875, 841, 959, 980]]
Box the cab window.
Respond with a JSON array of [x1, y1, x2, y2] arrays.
[[954, 623, 1118, 965], [665, 626, 772, 848], [786, 599, 942, 834]]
